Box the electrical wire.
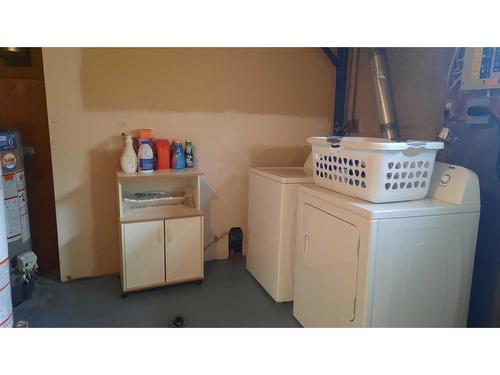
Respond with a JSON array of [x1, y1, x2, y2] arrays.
[[449, 76, 462, 90], [447, 48, 464, 89], [446, 48, 458, 86], [489, 112, 500, 180]]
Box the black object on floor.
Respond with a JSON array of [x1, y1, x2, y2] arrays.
[[228, 227, 243, 253], [10, 274, 35, 306], [170, 316, 185, 327], [13, 258, 300, 327]]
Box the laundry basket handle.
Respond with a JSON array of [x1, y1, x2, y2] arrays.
[[326, 136, 343, 148], [406, 141, 427, 148]]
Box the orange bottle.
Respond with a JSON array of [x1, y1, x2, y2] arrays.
[[155, 139, 170, 169]]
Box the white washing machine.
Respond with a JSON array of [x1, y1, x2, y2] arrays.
[[293, 162, 480, 327], [246, 166, 313, 302]]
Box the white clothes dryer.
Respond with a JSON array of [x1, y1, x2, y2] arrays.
[[293, 162, 480, 327]]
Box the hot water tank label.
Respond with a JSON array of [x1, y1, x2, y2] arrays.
[[17, 190, 27, 210], [0, 134, 16, 151], [2, 170, 29, 243], [1, 152, 16, 172], [20, 213, 30, 243], [2, 173, 17, 199], [4, 197, 21, 242], [16, 171, 25, 191]]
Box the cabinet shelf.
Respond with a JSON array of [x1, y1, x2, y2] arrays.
[[116, 169, 203, 180], [120, 204, 203, 223]]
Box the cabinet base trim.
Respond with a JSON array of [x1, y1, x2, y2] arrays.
[[121, 275, 204, 293]]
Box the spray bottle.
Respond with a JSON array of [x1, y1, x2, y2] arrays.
[[120, 134, 138, 173]]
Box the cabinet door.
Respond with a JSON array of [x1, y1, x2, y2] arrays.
[[294, 204, 359, 326], [122, 221, 165, 290], [165, 216, 203, 283]]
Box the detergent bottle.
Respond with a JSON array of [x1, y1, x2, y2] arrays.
[[171, 141, 186, 169], [185, 140, 194, 168], [120, 135, 137, 173], [155, 139, 170, 169], [138, 142, 154, 173]]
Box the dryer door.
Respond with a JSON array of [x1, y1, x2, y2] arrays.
[[294, 204, 360, 327]]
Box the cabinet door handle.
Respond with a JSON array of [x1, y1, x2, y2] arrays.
[[303, 233, 309, 255]]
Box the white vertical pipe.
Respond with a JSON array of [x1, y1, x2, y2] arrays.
[[0, 169, 13, 328]]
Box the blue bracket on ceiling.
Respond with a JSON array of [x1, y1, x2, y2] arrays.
[[322, 47, 339, 67], [322, 48, 349, 135]]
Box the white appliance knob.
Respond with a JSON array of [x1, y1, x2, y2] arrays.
[[440, 174, 451, 184]]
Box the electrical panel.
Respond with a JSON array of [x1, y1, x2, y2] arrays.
[[461, 48, 500, 90]]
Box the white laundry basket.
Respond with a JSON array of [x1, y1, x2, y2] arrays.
[[309, 137, 444, 203]]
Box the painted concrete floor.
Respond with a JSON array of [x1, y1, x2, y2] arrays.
[[14, 257, 301, 327]]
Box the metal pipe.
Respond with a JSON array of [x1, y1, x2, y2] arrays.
[[369, 48, 400, 141]]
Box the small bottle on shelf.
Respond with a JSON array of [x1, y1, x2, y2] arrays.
[[138, 142, 154, 173], [155, 139, 170, 170], [185, 140, 194, 168], [171, 141, 186, 169]]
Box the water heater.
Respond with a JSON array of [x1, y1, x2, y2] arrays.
[[0, 131, 31, 252], [0, 130, 36, 308]]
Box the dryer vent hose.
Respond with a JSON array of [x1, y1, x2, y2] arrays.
[[369, 48, 400, 141]]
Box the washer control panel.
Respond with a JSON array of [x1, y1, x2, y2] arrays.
[[428, 162, 480, 205]]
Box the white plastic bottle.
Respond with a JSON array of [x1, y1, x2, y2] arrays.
[[138, 142, 154, 173], [120, 135, 138, 173]]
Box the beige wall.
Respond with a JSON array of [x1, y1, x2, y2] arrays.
[[42, 48, 335, 280]]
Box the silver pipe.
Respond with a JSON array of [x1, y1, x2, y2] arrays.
[[369, 48, 400, 141]]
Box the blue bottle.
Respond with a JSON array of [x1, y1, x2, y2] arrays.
[[172, 141, 186, 169]]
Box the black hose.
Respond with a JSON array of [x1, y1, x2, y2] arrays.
[[467, 106, 500, 180], [494, 115, 500, 180]]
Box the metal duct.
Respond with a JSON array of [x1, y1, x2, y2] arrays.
[[369, 48, 400, 141]]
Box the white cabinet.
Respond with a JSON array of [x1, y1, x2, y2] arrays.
[[122, 221, 165, 290], [165, 216, 203, 283], [116, 169, 204, 293]]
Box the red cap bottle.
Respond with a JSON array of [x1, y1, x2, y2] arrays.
[[155, 139, 170, 169]]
